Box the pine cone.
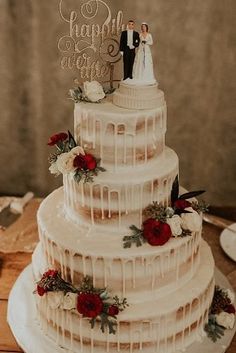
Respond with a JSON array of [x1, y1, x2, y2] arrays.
[[211, 288, 231, 314]]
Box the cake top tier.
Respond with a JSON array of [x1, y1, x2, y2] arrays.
[[113, 82, 162, 110]]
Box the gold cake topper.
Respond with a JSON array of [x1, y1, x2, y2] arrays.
[[58, 0, 125, 85]]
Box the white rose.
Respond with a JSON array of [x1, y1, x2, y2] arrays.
[[83, 81, 105, 102], [70, 146, 85, 156], [61, 292, 78, 310], [166, 215, 183, 237], [49, 162, 60, 176], [215, 312, 235, 329], [181, 207, 202, 232], [56, 152, 76, 174], [166, 207, 175, 218], [47, 291, 64, 309], [223, 289, 235, 304]]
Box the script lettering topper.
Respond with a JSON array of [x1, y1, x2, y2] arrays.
[[58, 0, 125, 82]]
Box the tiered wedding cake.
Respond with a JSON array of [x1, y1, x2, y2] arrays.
[[31, 80, 216, 353]]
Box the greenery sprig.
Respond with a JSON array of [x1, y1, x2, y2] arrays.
[[205, 314, 226, 342], [123, 225, 146, 248], [192, 200, 210, 213], [144, 202, 169, 222]]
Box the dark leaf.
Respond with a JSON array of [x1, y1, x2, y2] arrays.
[[98, 166, 106, 172], [123, 242, 131, 249], [108, 320, 116, 334], [129, 225, 141, 233], [68, 130, 77, 149], [179, 190, 205, 200], [171, 175, 179, 204], [174, 208, 193, 215], [136, 238, 142, 247]]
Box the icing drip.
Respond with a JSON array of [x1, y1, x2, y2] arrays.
[[79, 316, 83, 352], [69, 311, 74, 351], [117, 321, 120, 351], [90, 326, 94, 353], [129, 322, 133, 353], [82, 255, 87, 277], [144, 117, 148, 162], [106, 329, 110, 352], [91, 257, 97, 287], [114, 124, 118, 171], [90, 184, 94, 225]]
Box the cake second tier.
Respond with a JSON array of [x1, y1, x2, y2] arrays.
[[63, 147, 178, 230]]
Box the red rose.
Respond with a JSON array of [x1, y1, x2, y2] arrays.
[[73, 153, 97, 171], [73, 154, 87, 169], [47, 132, 68, 146], [174, 199, 191, 210], [43, 269, 58, 278], [77, 293, 103, 318], [108, 305, 119, 316], [37, 285, 47, 296], [143, 218, 171, 246], [225, 304, 236, 314], [84, 154, 97, 170]]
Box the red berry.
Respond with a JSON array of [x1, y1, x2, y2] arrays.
[[37, 285, 47, 296], [108, 305, 119, 316], [225, 304, 236, 314]]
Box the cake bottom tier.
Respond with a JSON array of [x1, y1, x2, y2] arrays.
[[32, 240, 215, 353]]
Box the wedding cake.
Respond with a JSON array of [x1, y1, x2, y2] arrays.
[[29, 76, 218, 353]]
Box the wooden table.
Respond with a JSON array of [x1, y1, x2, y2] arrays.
[[0, 202, 236, 353]]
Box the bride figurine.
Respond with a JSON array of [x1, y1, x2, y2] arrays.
[[132, 22, 157, 85]]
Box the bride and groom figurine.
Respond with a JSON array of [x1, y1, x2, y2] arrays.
[[119, 20, 156, 85]]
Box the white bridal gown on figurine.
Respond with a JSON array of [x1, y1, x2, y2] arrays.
[[131, 33, 156, 85]]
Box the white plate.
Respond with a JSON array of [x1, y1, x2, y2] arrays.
[[220, 223, 236, 262]]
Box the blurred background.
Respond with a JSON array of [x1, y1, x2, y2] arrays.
[[0, 0, 235, 205]]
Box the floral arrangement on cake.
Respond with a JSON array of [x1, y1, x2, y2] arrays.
[[34, 269, 128, 334], [123, 176, 208, 248], [69, 80, 115, 104], [48, 131, 105, 183], [205, 286, 236, 341]]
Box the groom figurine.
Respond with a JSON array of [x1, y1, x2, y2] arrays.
[[119, 20, 140, 80]]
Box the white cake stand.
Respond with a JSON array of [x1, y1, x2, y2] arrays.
[[7, 265, 236, 353]]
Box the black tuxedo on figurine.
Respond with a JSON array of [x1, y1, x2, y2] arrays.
[[120, 30, 140, 80]]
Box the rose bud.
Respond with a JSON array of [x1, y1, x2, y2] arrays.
[[174, 199, 191, 210], [108, 305, 119, 316], [47, 132, 68, 146]]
